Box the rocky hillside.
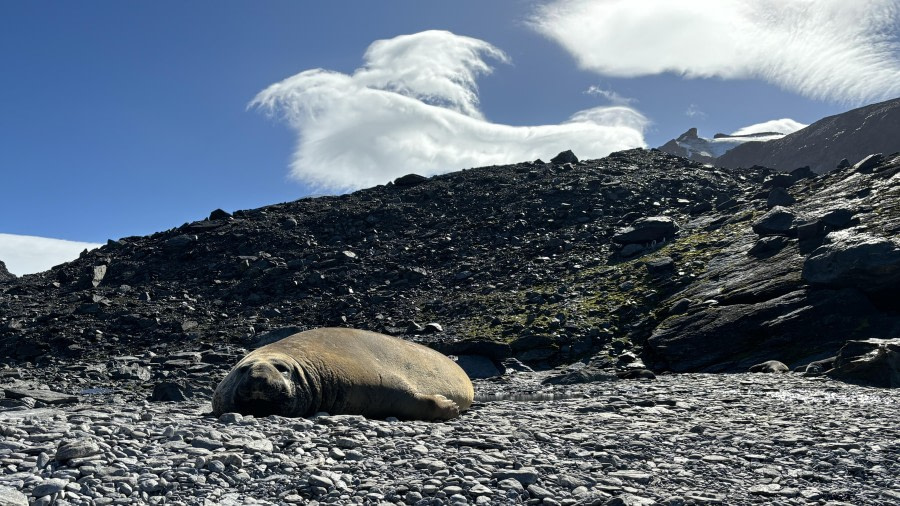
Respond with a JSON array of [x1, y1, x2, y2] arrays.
[[2, 149, 899, 382], [718, 97, 900, 173]]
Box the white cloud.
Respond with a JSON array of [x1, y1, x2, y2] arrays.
[[732, 118, 808, 136], [0, 233, 101, 276], [531, 0, 900, 104], [252, 30, 648, 191]]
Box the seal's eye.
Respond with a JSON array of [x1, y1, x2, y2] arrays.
[[273, 363, 291, 379]]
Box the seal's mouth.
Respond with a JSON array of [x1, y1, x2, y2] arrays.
[[234, 397, 288, 417]]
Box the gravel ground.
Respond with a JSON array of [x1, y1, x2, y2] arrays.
[[1, 372, 898, 505]]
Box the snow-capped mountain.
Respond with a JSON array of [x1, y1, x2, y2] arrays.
[[658, 127, 785, 164]]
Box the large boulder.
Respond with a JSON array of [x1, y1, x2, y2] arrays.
[[827, 338, 900, 387], [612, 216, 679, 245], [550, 150, 578, 164], [752, 206, 797, 236], [802, 231, 900, 293]]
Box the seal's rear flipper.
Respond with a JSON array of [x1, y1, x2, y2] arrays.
[[413, 393, 460, 421]]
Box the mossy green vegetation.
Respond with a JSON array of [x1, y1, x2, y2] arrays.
[[449, 221, 743, 363]]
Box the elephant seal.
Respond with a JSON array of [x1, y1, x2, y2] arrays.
[[749, 360, 789, 373], [212, 328, 473, 420]]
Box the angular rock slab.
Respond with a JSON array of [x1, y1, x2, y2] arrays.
[[827, 338, 900, 388], [3, 388, 77, 405], [802, 231, 900, 292], [0, 485, 28, 506]]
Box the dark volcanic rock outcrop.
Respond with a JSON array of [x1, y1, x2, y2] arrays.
[[718, 97, 900, 173], [0, 260, 14, 282], [827, 338, 900, 387], [1, 148, 898, 385]]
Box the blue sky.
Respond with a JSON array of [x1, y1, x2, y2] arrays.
[[2, 0, 899, 275]]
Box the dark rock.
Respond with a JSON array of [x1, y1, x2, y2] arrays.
[[853, 153, 884, 173], [454, 355, 502, 379], [837, 158, 851, 169], [748, 360, 789, 373], [796, 221, 822, 242], [393, 174, 428, 187], [669, 298, 691, 315], [613, 216, 678, 244], [550, 150, 578, 164], [827, 338, 899, 387], [752, 206, 796, 236], [150, 381, 194, 402], [165, 234, 197, 249], [0, 261, 15, 282], [766, 173, 797, 189], [767, 187, 796, 208], [802, 231, 900, 293], [209, 208, 232, 220], [644, 257, 675, 277], [789, 166, 815, 180], [819, 208, 855, 229], [620, 243, 645, 257], [748, 236, 789, 258]]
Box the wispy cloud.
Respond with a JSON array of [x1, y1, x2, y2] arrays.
[[732, 118, 807, 136], [252, 30, 647, 190], [685, 104, 707, 120], [531, 0, 900, 104], [585, 85, 636, 106], [0, 233, 101, 276]]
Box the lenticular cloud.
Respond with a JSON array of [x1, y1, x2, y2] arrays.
[[252, 30, 647, 191], [531, 0, 900, 104], [732, 118, 808, 137]]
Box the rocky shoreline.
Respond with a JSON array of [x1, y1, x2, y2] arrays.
[[1, 370, 898, 505]]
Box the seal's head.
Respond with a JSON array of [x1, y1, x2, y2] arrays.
[[213, 351, 312, 417]]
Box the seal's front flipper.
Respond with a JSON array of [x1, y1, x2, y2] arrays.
[[413, 393, 460, 421]]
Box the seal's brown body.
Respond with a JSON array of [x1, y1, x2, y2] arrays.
[[212, 328, 473, 420]]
